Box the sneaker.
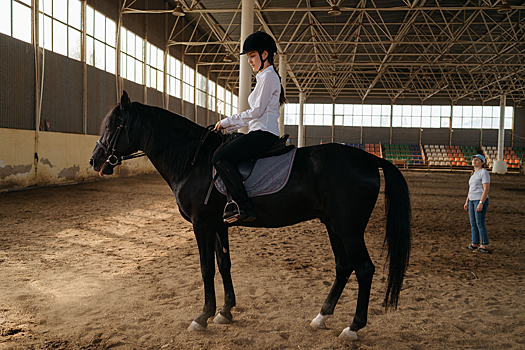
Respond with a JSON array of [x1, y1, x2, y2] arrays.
[[477, 247, 490, 253], [467, 244, 478, 250]]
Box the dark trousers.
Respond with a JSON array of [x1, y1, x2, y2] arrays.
[[212, 130, 278, 202], [212, 130, 279, 165]]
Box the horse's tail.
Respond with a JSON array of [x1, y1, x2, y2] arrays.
[[376, 157, 412, 309]]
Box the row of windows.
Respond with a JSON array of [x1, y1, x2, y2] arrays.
[[1, 0, 238, 116], [1, 1, 514, 130], [284, 104, 513, 129]]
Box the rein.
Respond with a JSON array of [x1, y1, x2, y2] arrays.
[[191, 125, 218, 166]]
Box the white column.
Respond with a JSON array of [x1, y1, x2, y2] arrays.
[[238, 0, 254, 133], [298, 92, 306, 147], [331, 100, 335, 143], [82, 0, 87, 134], [492, 95, 508, 174], [278, 54, 287, 136]]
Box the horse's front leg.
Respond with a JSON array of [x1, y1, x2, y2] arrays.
[[188, 220, 217, 332], [213, 225, 236, 324]]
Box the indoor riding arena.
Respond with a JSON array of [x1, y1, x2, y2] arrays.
[[1, 1, 525, 349]]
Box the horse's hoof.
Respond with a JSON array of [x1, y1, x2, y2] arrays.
[[339, 327, 358, 341], [310, 313, 332, 329], [187, 321, 206, 332], [213, 313, 231, 324]]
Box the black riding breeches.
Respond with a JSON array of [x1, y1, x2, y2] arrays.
[[212, 130, 279, 166]]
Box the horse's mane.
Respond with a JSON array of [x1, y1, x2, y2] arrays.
[[123, 102, 217, 177]]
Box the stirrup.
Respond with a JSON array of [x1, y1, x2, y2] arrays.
[[223, 200, 241, 224], [223, 200, 255, 224]]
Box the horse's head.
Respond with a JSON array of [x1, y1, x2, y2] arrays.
[[89, 91, 137, 176]]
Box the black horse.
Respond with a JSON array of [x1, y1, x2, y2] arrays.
[[89, 91, 411, 341]]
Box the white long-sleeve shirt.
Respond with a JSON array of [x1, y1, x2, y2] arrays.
[[220, 66, 281, 136]]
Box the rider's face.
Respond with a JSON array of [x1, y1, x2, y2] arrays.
[[247, 51, 268, 71]]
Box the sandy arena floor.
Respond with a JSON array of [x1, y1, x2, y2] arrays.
[[0, 171, 524, 349]]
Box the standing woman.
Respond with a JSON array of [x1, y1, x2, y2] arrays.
[[213, 31, 287, 224], [464, 154, 491, 253]]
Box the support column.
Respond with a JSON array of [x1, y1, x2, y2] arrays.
[[143, 0, 148, 104], [116, 0, 123, 102], [331, 99, 335, 143], [163, 2, 168, 110], [492, 95, 508, 174], [298, 92, 305, 147], [238, 0, 254, 133], [82, 0, 87, 133], [33, 0, 41, 185], [389, 103, 393, 145], [278, 54, 287, 136]]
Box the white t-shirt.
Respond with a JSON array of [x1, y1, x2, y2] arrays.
[[220, 66, 281, 136], [468, 168, 490, 201]]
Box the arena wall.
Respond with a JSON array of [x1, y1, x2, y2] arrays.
[[0, 128, 156, 191]]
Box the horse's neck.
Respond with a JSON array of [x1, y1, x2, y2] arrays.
[[130, 104, 209, 182]]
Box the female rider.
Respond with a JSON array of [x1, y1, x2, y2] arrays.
[[213, 31, 287, 224]]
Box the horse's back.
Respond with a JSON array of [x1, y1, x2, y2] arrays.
[[296, 143, 381, 181]]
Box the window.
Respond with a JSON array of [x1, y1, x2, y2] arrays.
[[284, 104, 299, 125], [1, 0, 32, 44], [393, 104, 450, 128], [452, 106, 512, 129], [120, 27, 144, 84], [167, 55, 181, 98], [38, 0, 82, 59], [285, 103, 390, 127], [86, 5, 116, 72], [336, 104, 390, 127], [196, 72, 207, 108], [146, 43, 163, 91], [207, 80, 216, 112], [216, 84, 225, 116], [302, 104, 332, 126], [225, 89, 232, 116], [182, 64, 194, 103], [232, 94, 238, 114]]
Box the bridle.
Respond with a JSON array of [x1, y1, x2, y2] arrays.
[[96, 114, 146, 167]]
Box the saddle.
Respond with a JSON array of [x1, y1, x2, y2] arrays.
[[233, 133, 295, 180], [197, 129, 296, 205]]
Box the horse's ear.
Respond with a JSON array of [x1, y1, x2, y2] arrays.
[[121, 91, 131, 110]]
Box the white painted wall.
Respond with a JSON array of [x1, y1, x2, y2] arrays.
[[0, 128, 157, 191]]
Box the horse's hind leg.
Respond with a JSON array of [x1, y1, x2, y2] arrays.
[[213, 225, 236, 324], [339, 233, 375, 341], [311, 224, 354, 329]]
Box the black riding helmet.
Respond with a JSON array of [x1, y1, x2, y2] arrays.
[[240, 31, 278, 71]]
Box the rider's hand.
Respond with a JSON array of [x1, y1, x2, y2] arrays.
[[214, 121, 224, 131]]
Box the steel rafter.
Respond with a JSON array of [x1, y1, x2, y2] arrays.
[[118, 0, 525, 104]]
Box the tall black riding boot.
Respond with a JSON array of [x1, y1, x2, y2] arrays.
[[214, 160, 256, 223]]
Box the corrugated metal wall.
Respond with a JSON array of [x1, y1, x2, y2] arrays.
[[196, 106, 208, 126], [123, 80, 145, 104], [147, 89, 163, 109], [363, 127, 390, 145], [86, 66, 117, 135], [168, 95, 181, 116], [41, 51, 83, 134], [0, 34, 35, 130], [420, 128, 452, 146]]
